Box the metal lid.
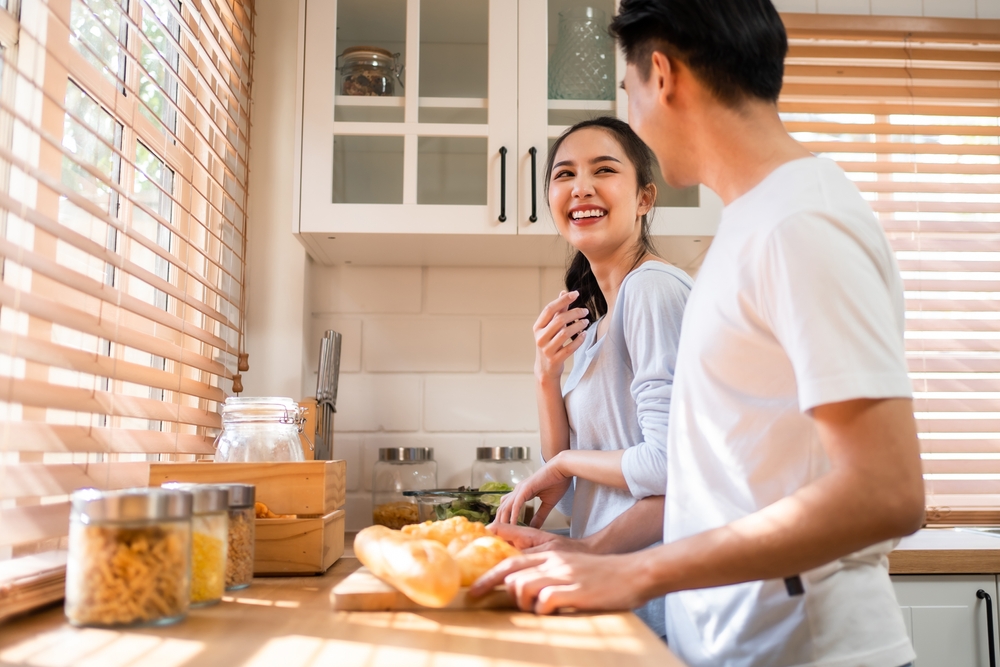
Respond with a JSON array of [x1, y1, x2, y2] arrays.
[[217, 483, 255, 508], [378, 447, 434, 462], [71, 487, 192, 524], [341, 45, 394, 59], [476, 446, 530, 461], [221, 396, 303, 425], [161, 483, 229, 514]]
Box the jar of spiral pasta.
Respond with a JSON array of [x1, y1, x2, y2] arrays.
[[372, 447, 437, 529], [65, 487, 193, 627], [219, 483, 255, 590]]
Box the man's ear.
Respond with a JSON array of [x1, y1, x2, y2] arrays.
[[649, 51, 674, 107]]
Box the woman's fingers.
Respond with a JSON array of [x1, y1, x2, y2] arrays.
[[541, 317, 590, 358], [530, 500, 556, 528], [533, 291, 577, 332]]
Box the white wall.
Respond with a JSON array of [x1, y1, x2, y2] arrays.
[[243, 0, 307, 400], [306, 265, 568, 530], [773, 0, 996, 17]]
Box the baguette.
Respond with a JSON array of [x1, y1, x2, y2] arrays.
[[353, 525, 461, 608]]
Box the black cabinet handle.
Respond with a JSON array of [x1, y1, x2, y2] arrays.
[[529, 147, 538, 223], [498, 147, 507, 222], [978, 589, 997, 667]]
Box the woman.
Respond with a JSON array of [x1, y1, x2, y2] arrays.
[[494, 117, 692, 637]]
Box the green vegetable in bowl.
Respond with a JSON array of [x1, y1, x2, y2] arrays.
[[432, 483, 516, 524]]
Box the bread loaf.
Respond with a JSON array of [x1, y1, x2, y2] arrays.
[[353, 525, 460, 607]]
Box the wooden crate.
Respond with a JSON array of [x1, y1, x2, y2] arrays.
[[256, 509, 345, 575], [148, 461, 345, 516], [148, 461, 347, 574]]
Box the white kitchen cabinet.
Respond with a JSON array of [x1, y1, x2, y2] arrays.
[[294, 0, 720, 267], [892, 575, 999, 667]]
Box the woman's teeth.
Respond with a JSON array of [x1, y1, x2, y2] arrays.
[[571, 209, 606, 220]]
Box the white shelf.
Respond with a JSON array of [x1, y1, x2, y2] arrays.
[[334, 96, 488, 109], [547, 99, 615, 111], [331, 121, 489, 137]]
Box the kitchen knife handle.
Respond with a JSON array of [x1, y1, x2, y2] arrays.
[[978, 589, 997, 667], [498, 146, 507, 222], [529, 147, 538, 223]]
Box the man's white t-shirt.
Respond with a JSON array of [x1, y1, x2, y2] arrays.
[[664, 157, 916, 667]]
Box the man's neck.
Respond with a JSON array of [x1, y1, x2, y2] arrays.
[[693, 101, 813, 206]]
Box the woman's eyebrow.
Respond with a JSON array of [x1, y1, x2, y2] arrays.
[[591, 155, 622, 164]]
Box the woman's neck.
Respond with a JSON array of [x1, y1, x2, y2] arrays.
[[587, 243, 653, 321]]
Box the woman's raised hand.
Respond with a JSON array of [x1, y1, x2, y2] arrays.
[[494, 457, 572, 528], [534, 291, 589, 382]]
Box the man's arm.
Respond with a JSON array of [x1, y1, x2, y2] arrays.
[[472, 398, 925, 613]]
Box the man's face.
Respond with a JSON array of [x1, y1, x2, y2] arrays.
[[623, 58, 697, 189]]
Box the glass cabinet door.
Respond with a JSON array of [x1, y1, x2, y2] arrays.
[[517, 0, 714, 237], [300, 0, 517, 235]]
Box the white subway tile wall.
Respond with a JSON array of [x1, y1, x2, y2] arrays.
[[772, 0, 989, 15], [314, 266, 561, 530], [980, 0, 1000, 18]]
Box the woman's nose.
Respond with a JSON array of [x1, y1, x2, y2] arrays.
[[572, 175, 595, 198]]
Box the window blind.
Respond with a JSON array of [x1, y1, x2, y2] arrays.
[[781, 15, 1000, 521], [0, 0, 254, 563]]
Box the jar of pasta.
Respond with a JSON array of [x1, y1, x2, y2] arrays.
[[219, 483, 255, 590], [372, 447, 437, 529], [163, 483, 229, 607], [65, 487, 193, 627]]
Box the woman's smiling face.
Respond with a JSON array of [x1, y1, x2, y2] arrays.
[[548, 127, 653, 259]]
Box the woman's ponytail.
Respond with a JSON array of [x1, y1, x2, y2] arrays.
[[565, 250, 606, 317]]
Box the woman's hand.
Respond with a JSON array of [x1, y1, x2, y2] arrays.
[[488, 522, 590, 554], [534, 291, 589, 383], [494, 455, 572, 528]]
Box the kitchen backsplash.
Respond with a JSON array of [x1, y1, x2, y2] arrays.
[[305, 263, 572, 531]]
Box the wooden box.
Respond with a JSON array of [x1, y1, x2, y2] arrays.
[[148, 461, 346, 574]]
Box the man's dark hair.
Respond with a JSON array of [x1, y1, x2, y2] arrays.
[[609, 0, 788, 107]]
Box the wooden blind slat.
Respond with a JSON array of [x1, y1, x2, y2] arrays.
[[5, 422, 215, 455], [2, 462, 150, 501]]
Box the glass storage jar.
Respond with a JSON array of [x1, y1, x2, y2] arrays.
[[472, 446, 535, 524], [65, 487, 192, 627], [214, 397, 306, 462], [372, 447, 437, 529], [338, 46, 403, 97], [471, 446, 534, 488], [163, 483, 229, 607], [548, 7, 615, 101], [219, 483, 255, 590]]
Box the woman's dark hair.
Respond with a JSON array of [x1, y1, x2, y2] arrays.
[[609, 0, 787, 107], [545, 116, 658, 320]]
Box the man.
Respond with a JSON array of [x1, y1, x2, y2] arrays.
[[472, 1, 925, 665]]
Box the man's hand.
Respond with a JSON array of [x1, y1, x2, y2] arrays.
[[469, 551, 645, 615]]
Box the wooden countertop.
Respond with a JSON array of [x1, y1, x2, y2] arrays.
[[889, 528, 1000, 574], [0, 542, 685, 667]]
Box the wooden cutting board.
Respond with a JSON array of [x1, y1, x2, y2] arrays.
[[331, 567, 516, 611]]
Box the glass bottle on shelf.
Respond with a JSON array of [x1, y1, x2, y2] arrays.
[[337, 46, 403, 97], [548, 7, 615, 101], [372, 447, 437, 529]]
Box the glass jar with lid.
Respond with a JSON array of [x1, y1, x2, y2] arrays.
[[65, 487, 192, 627], [337, 46, 403, 97], [214, 396, 306, 462], [471, 447, 534, 488], [372, 447, 437, 529], [472, 446, 535, 524], [218, 483, 255, 591], [162, 483, 229, 607]]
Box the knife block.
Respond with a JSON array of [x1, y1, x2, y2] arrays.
[[149, 461, 346, 574]]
